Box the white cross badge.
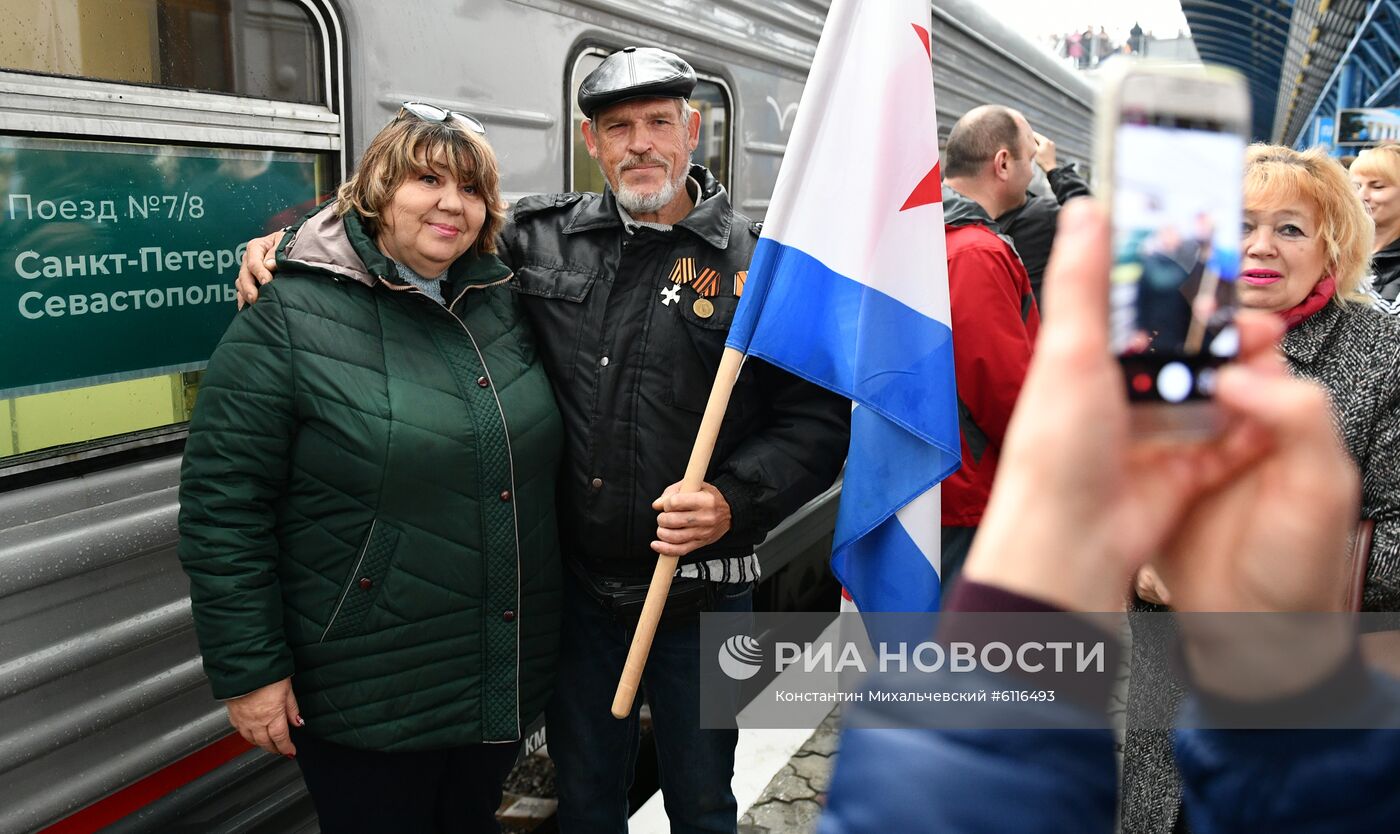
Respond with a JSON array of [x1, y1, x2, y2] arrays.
[[660, 285, 681, 306]]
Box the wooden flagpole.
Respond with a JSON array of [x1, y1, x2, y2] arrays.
[[610, 346, 746, 719]]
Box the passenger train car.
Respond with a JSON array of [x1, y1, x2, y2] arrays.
[[0, 1, 1091, 830]]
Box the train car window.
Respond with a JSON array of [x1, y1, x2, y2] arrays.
[[569, 49, 731, 194], [1, 0, 323, 103], [0, 0, 340, 470]]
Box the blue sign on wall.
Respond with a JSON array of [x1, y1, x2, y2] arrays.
[[1316, 116, 1336, 148]]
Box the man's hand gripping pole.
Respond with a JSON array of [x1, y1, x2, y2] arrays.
[[610, 347, 745, 719]]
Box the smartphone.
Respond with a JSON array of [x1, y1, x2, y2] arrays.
[[1096, 61, 1250, 437]]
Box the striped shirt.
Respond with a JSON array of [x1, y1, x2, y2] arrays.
[[677, 552, 761, 584], [1367, 284, 1400, 317]]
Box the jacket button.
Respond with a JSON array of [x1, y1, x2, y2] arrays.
[[502, 610, 516, 623], [591, 477, 603, 490], [600, 356, 610, 367], [476, 376, 489, 388], [358, 577, 373, 590], [500, 490, 512, 502]]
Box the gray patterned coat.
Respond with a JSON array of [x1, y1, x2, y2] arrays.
[[1286, 301, 1400, 609], [1121, 300, 1400, 834]]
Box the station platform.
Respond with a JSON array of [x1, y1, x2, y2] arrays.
[[737, 710, 840, 833], [627, 707, 841, 834]]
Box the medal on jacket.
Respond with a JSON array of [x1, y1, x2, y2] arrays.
[[734, 270, 747, 298], [665, 257, 720, 317], [669, 257, 696, 285], [693, 267, 721, 298]]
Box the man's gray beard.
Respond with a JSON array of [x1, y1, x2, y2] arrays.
[[612, 166, 684, 215]]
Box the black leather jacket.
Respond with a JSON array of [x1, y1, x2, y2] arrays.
[[1372, 236, 1400, 312], [498, 165, 850, 577]]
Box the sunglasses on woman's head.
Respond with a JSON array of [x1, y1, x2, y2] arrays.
[[398, 101, 487, 136]]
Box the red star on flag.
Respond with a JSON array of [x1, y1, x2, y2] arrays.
[[912, 22, 931, 60], [901, 23, 940, 212]]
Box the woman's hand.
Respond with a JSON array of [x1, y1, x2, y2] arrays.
[[226, 677, 303, 756]]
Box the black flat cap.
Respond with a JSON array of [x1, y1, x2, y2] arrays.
[[577, 47, 697, 118]]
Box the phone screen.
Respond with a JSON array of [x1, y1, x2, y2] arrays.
[[1110, 114, 1244, 404]]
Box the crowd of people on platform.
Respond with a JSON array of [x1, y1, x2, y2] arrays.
[[1049, 23, 1149, 68], [169, 39, 1400, 833]]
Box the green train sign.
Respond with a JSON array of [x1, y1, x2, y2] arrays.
[[0, 136, 322, 398]]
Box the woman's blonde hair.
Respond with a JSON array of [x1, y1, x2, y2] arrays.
[[1244, 143, 1374, 305], [1350, 142, 1400, 188], [335, 113, 505, 255]]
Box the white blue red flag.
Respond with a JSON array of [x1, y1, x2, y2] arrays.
[[725, 0, 960, 612]]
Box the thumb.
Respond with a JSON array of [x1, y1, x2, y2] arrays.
[[652, 483, 680, 511], [285, 686, 304, 728]]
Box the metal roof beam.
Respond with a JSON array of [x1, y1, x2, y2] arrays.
[[1188, 36, 1283, 90], [1369, 4, 1400, 57], [1365, 65, 1400, 106], [1189, 30, 1285, 61], [1357, 39, 1388, 72], [1179, 7, 1292, 41], [1293, 0, 1388, 144], [1352, 49, 1383, 87], [1181, 0, 1294, 31]]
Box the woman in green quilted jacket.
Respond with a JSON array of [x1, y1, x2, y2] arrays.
[[177, 106, 564, 833]]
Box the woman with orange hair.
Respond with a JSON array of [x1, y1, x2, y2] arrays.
[[1125, 144, 1400, 834], [1234, 145, 1399, 609]]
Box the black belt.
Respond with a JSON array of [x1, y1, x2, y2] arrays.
[[569, 560, 716, 630]]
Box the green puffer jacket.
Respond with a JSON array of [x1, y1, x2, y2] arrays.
[[178, 204, 563, 751]]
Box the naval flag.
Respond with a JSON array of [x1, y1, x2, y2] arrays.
[[725, 0, 960, 612]]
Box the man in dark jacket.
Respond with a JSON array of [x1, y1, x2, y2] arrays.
[[237, 47, 849, 833], [937, 104, 1042, 598], [499, 48, 849, 832], [995, 130, 1092, 304]]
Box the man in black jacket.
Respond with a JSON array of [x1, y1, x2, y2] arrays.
[[237, 47, 849, 833], [995, 130, 1092, 304], [498, 49, 849, 832]]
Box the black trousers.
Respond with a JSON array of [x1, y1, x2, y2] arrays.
[[290, 727, 521, 833]]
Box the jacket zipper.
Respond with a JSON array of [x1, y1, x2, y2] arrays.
[[320, 519, 378, 643], [394, 277, 526, 733], [406, 279, 526, 738]]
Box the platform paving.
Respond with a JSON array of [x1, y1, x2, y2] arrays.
[[737, 709, 840, 834]]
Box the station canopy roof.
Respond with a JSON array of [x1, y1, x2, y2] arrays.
[[1182, 0, 1375, 143], [1181, 0, 1294, 141]]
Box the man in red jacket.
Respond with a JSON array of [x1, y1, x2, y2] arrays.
[[938, 104, 1043, 597]]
